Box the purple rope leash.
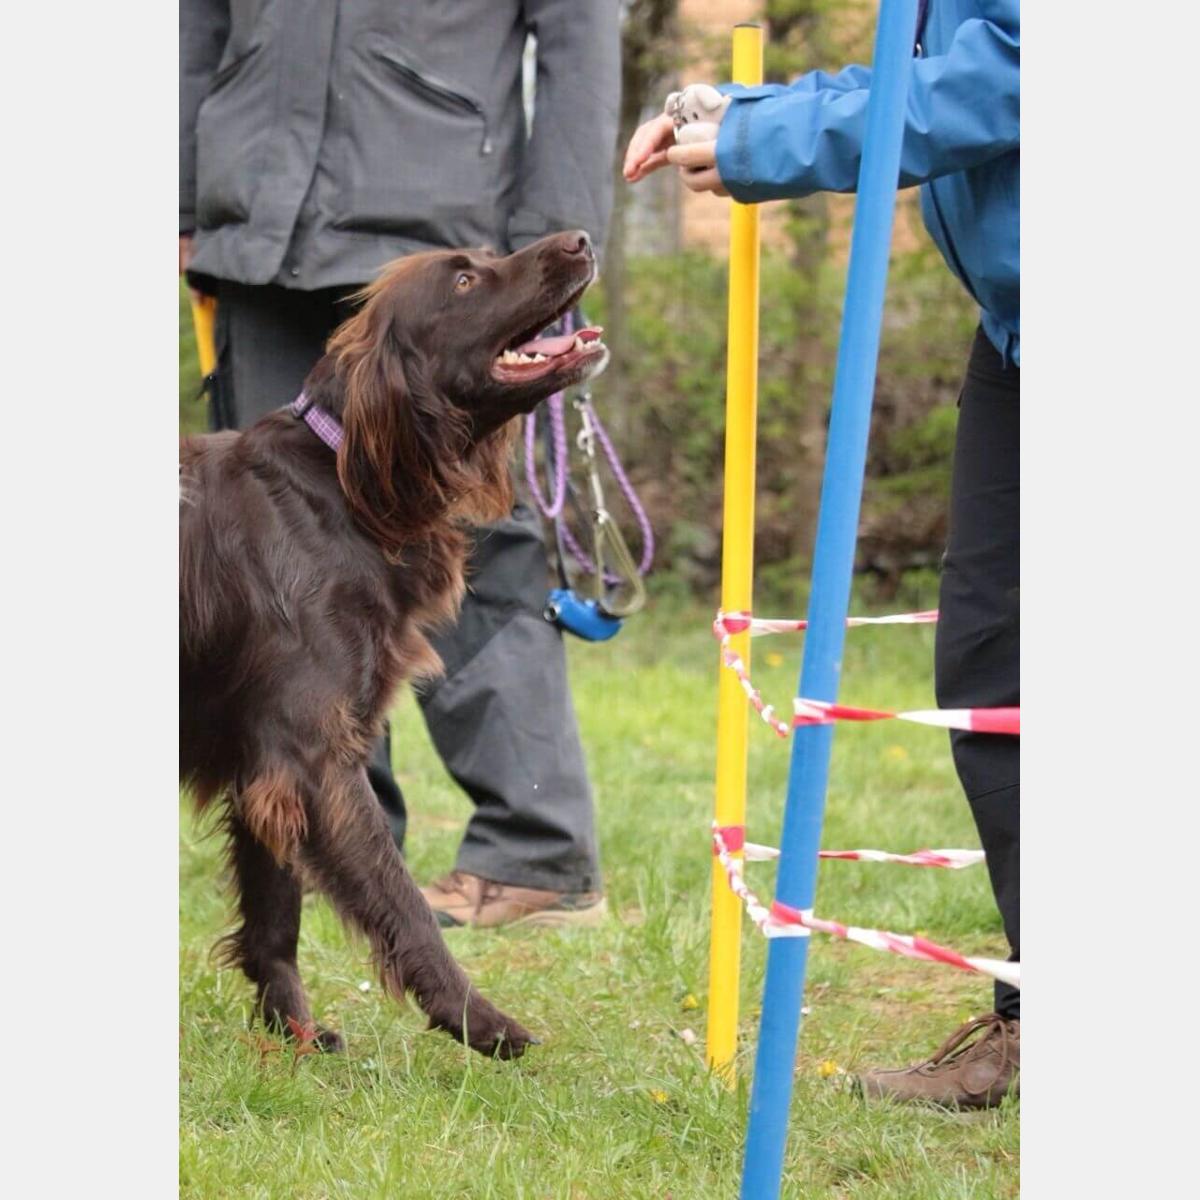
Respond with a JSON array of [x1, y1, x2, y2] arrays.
[[522, 309, 654, 580], [586, 401, 655, 575], [557, 476, 607, 578], [530, 396, 611, 580], [556, 401, 655, 579], [524, 313, 572, 519], [526, 395, 655, 580], [524, 391, 569, 519]]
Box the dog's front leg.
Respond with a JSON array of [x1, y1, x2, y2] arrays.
[[301, 765, 535, 1059], [220, 810, 345, 1052]]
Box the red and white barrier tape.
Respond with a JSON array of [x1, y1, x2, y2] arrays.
[[714, 824, 984, 869], [792, 696, 1020, 735], [716, 610, 939, 637], [714, 631, 792, 736], [807, 846, 984, 868], [712, 609, 1019, 738], [712, 825, 1018, 989]]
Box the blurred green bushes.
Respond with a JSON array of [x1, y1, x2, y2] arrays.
[[583, 227, 976, 606]]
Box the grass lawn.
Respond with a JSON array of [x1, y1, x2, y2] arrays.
[[179, 603, 1018, 1199]]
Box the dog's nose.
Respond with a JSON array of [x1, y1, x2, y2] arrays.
[[560, 230, 593, 260]]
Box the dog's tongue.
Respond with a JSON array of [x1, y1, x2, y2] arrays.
[[515, 326, 603, 356]]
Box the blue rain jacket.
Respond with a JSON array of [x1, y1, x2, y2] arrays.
[[715, 0, 1019, 365]]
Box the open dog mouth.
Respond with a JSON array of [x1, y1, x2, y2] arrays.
[[490, 271, 608, 386], [492, 326, 606, 384]]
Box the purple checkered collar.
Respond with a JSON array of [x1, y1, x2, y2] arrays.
[[289, 392, 343, 451]]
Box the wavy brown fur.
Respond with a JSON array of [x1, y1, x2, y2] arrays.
[[180, 232, 604, 1060], [303, 258, 518, 561]]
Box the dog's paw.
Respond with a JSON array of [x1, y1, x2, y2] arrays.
[[314, 1025, 346, 1053], [282, 1015, 346, 1053], [480, 1013, 537, 1061], [429, 992, 537, 1060]]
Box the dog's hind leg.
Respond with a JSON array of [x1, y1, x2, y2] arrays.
[[221, 811, 345, 1052], [302, 766, 535, 1059]]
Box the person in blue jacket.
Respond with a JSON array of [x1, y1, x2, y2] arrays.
[[625, 0, 1019, 1110]]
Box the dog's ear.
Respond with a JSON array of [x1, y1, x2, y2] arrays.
[[330, 303, 514, 560], [337, 325, 466, 559]]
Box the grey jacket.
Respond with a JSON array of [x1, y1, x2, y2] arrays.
[[180, 0, 620, 291]]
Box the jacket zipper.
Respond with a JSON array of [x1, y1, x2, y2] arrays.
[[914, 0, 930, 55], [378, 52, 492, 156]]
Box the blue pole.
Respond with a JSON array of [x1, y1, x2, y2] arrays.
[[739, 2, 919, 1196]]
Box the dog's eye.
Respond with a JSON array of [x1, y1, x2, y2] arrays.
[[455, 272, 474, 293]]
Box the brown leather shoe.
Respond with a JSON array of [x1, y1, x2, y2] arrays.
[[420, 871, 608, 930], [858, 1013, 1019, 1109]]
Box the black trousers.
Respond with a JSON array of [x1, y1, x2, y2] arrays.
[[210, 282, 601, 892], [934, 327, 1020, 1020]]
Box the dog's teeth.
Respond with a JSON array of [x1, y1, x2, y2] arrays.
[[574, 336, 584, 351], [498, 349, 550, 367]]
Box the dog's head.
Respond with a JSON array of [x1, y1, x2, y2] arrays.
[[386, 231, 609, 428], [303, 232, 608, 558]]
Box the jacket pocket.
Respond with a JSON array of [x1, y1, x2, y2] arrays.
[[195, 43, 267, 228], [333, 39, 502, 246]]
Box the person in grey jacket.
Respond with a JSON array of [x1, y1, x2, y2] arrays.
[[180, 0, 620, 928]]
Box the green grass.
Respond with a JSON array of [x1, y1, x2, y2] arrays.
[[180, 607, 1018, 1198]]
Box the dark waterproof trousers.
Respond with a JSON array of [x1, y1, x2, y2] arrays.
[[935, 327, 1020, 1020], [209, 282, 602, 893]]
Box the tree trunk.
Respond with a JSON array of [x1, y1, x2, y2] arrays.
[[602, 0, 680, 445]]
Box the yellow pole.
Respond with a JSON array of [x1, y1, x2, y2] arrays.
[[189, 293, 218, 379], [706, 21, 762, 1081]]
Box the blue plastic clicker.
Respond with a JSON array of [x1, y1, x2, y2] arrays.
[[543, 587, 624, 642]]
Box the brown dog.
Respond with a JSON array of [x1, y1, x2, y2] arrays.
[[180, 232, 607, 1058]]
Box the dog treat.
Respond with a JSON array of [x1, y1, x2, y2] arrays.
[[666, 83, 731, 145]]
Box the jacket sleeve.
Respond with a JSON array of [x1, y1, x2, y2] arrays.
[[180, 0, 230, 233], [716, 63, 873, 103], [508, 0, 621, 259], [715, 2, 1019, 202]]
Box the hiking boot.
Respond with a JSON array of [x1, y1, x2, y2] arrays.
[[420, 871, 608, 930], [857, 1013, 1019, 1110]]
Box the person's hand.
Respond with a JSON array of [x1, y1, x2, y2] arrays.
[[666, 140, 727, 196], [623, 112, 675, 183], [665, 84, 730, 196], [179, 233, 210, 306], [623, 83, 730, 195]]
